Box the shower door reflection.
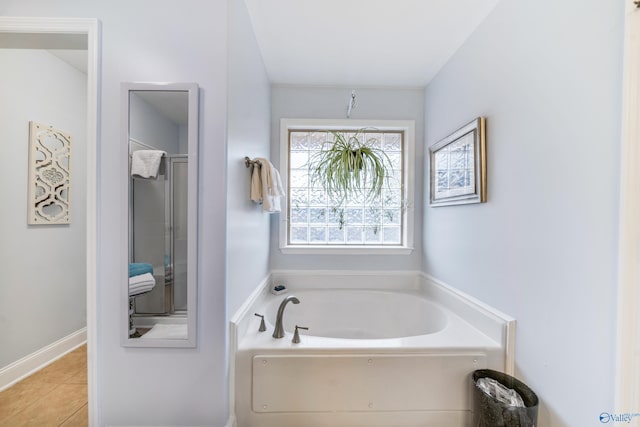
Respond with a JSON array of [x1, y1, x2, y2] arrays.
[[170, 158, 188, 312], [132, 155, 188, 315]]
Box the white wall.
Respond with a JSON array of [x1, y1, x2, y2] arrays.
[[0, 49, 87, 368], [226, 0, 272, 317], [129, 93, 180, 153], [422, 1, 623, 426], [0, 1, 230, 425], [270, 86, 424, 271]]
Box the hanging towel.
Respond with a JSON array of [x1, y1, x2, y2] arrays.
[[256, 157, 285, 213], [250, 161, 262, 203], [129, 262, 153, 278], [131, 150, 166, 179], [268, 167, 285, 212]]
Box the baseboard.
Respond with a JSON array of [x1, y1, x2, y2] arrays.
[[106, 425, 228, 427], [0, 327, 87, 391]]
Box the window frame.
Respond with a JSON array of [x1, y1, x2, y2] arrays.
[[279, 118, 415, 255]]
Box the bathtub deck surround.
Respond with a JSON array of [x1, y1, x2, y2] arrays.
[[229, 270, 515, 427]]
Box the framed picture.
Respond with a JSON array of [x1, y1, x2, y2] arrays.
[[429, 117, 486, 207], [27, 122, 72, 224]]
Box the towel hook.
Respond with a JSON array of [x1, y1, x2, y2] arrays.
[[245, 156, 262, 168]]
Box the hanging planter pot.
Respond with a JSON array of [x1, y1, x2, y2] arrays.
[[309, 129, 392, 204], [348, 149, 362, 171]]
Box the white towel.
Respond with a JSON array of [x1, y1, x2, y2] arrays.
[[268, 167, 285, 212], [129, 283, 154, 296], [129, 280, 155, 291], [131, 150, 166, 179], [129, 272, 155, 286], [129, 272, 156, 296], [254, 157, 285, 213]]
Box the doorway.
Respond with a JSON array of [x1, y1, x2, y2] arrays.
[[0, 17, 99, 426], [616, 2, 640, 414]]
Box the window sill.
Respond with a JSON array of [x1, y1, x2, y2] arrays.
[[279, 245, 414, 255]]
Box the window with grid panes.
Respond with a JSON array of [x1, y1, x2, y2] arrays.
[[283, 123, 411, 251]]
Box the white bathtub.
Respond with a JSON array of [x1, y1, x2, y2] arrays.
[[231, 272, 514, 427], [263, 289, 448, 339]]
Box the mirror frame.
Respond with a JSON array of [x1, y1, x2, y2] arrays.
[[121, 82, 199, 348]]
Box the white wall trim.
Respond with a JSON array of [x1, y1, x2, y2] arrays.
[[228, 273, 272, 424], [418, 272, 516, 375], [0, 16, 101, 427], [616, 2, 640, 413], [0, 328, 86, 391]]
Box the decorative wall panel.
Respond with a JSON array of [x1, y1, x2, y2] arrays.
[[27, 121, 72, 224]]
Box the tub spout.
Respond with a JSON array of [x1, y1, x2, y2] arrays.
[[272, 295, 300, 338]]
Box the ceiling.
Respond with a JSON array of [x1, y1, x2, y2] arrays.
[[48, 49, 88, 74], [0, 32, 88, 74], [1, 2, 500, 89], [0, 33, 87, 50], [243, 0, 500, 87]]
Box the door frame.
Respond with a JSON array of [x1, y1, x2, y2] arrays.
[[0, 16, 100, 426], [616, 1, 640, 413]]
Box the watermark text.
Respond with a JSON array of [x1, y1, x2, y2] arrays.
[[599, 412, 640, 424]]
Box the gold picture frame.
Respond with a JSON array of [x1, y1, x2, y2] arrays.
[[429, 117, 486, 207]]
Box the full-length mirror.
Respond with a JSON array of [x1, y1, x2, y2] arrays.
[[122, 82, 198, 347]]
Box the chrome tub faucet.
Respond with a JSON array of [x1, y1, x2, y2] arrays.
[[272, 295, 300, 338]]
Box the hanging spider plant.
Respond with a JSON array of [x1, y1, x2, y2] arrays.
[[309, 129, 392, 205]]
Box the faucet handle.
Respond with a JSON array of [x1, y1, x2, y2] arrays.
[[254, 313, 267, 332], [292, 325, 309, 344]]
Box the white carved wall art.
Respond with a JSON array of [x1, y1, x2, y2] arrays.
[[27, 122, 72, 224]]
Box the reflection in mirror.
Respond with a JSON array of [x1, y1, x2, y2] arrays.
[[123, 83, 198, 348]]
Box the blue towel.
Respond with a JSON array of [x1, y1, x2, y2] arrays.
[[129, 263, 153, 278]]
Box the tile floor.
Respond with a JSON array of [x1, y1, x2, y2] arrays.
[[0, 345, 87, 427]]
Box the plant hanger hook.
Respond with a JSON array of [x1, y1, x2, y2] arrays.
[[346, 90, 357, 118]]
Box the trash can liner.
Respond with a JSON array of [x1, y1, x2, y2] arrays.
[[476, 377, 525, 407], [472, 369, 539, 427]]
